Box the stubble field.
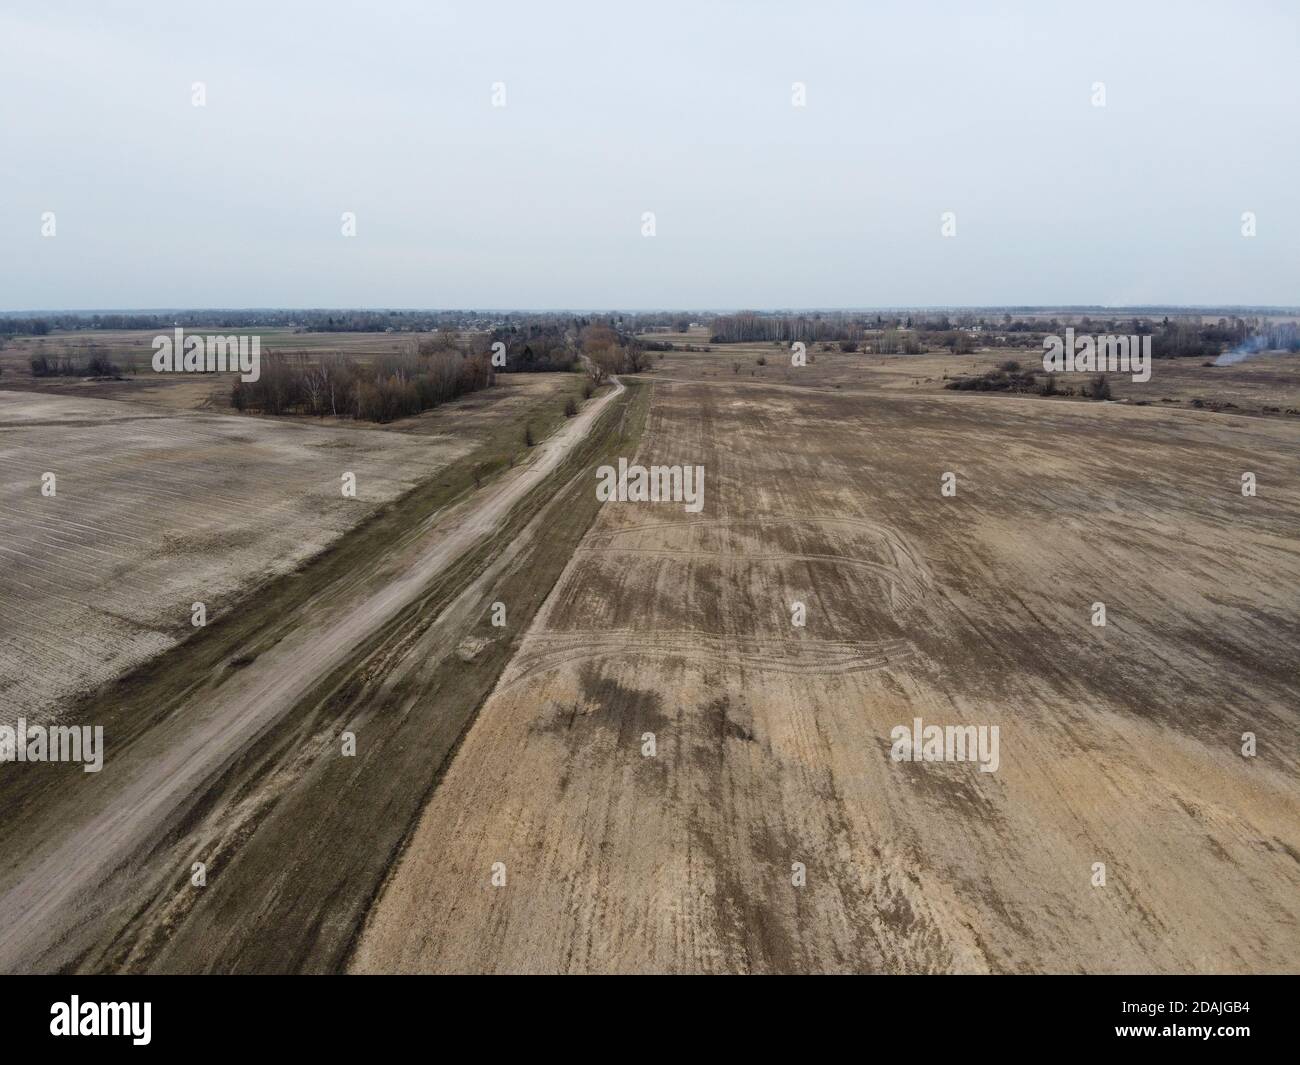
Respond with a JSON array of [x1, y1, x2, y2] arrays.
[[354, 352, 1300, 973], [0, 370, 572, 725]]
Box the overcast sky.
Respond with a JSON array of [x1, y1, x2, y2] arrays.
[[2, 0, 1296, 310]]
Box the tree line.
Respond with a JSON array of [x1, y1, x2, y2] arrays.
[[29, 341, 122, 377], [231, 349, 494, 423]]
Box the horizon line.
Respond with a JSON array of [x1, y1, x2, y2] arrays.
[[4, 304, 1299, 317]]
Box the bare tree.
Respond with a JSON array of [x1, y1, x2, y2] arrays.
[[585, 353, 609, 385], [625, 345, 651, 373], [303, 366, 324, 416], [590, 347, 624, 381]]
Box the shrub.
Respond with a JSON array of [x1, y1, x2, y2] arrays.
[[1089, 374, 1112, 400], [945, 368, 1039, 394], [85, 353, 119, 376], [524, 423, 535, 446], [29, 351, 120, 377], [563, 396, 578, 417]]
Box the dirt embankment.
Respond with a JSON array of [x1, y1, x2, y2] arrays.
[[0, 377, 636, 974]]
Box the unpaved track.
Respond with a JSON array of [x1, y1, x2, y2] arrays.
[[0, 376, 622, 973]]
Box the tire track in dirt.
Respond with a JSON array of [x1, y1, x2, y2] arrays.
[[352, 370, 1300, 973], [0, 377, 625, 973]]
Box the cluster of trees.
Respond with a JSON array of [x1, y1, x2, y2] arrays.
[[483, 318, 658, 381], [1149, 321, 1234, 359], [488, 322, 579, 372], [710, 311, 1013, 349], [580, 323, 655, 383], [935, 331, 976, 354], [993, 315, 1254, 359], [704, 311, 1292, 363], [231, 350, 493, 422], [0, 309, 516, 338], [486, 315, 655, 373], [710, 312, 867, 344], [1256, 322, 1300, 351], [1, 317, 52, 336], [710, 311, 1001, 344], [3, 311, 296, 336], [314, 311, 485, 333], [30, 342, 121, 377], [871, 328, 924, 355]]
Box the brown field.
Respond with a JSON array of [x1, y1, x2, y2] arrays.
[[0, 370, 573, 725], [353, 348, 1300, 974], [0, 335, 1296, 976], [646, 329, 1300, 413], [0, 329, 459, 411], [0, 368, 630, 973]]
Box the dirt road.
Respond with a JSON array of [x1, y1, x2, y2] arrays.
[[0, 375, 623, 973]]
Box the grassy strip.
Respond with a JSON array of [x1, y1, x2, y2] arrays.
[[0, 377, 594, 923], [84, 379, 647, 972]]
